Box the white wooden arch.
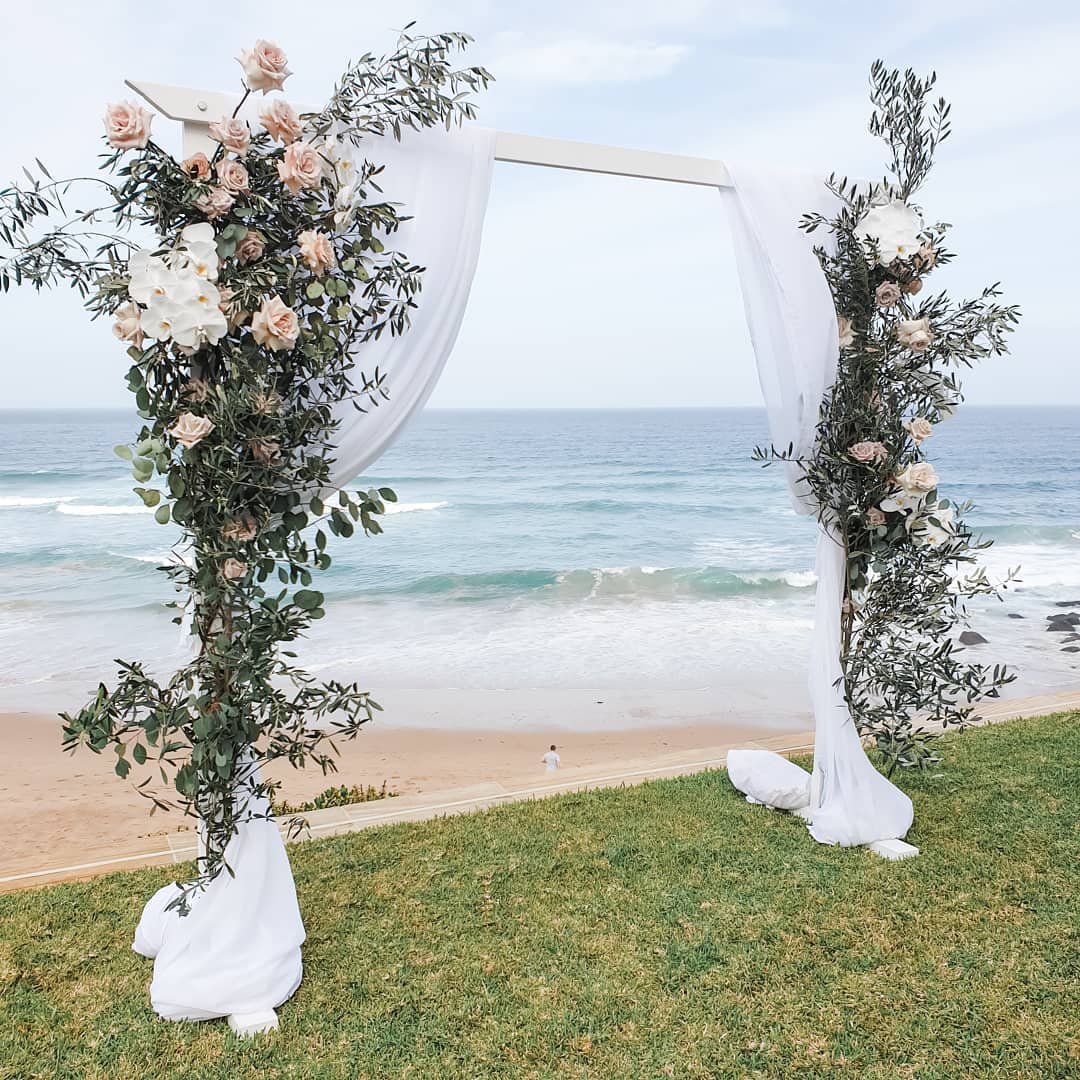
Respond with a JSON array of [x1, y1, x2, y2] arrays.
[[126, 80, 733, 192], [127, 79, 917, 866]]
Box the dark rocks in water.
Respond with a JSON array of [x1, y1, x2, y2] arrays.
[[1007, 612, 1025, 619], [1064, 634, 1080, 643], [1054, 600, 1080, 607], [959, 631, 988, 645], [1046, 613, 1080, 630], [1062, 646, 1080, 654]]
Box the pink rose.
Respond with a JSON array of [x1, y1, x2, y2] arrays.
[[112, 302, 144, 348], [896, 462, 939, 493], [837, 316, 855, 348], [181, 152, 211, 181], [208, 116, 251, 157], [849, 441, 888, 464], [251, 390, 282, 415], [168, 412, 214, 449], [297, 229, 335, 275], [277, 141, 323, 195], [216, 286, 248, 331], [249, 438, 282, 465], [222, 557, 248, 581], [215, 158, 249, 194], [222, 515, 258, 542], [237, 40, 291, 94], [914, 244, 937, 270], [875, 281, 902, 308], [104, 101, 152, 150], [235, 229, 265, 265], [867, 507, 886, 527], [251, 295, 300, 351], [194, 186, 235, 221], [897, 317, 932, 353], [183, 378, 212, 404], [903, 417, 934, 444], [260, 98, 303, 144]]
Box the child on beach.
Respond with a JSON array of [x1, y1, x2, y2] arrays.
[[542, 745, 560, 772]]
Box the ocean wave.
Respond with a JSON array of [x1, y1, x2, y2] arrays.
[[56, 502, 154, 516], [0, 495, 77, 509], [108, 550, 177, 566], [383, 500, 449, 515], [359, 564, 819, 603]]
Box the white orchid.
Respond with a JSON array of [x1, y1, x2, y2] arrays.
[[315, 137, 354, 188], [178, 222, 220, 281], [126, 234, 226, 348], [912, 505, 956, 548], [127, 251, 172, 304], [139, 296, 183, 342], [854, 199, 924, 265], [879, 486, 925, 519], [333, 182, 358, 230]]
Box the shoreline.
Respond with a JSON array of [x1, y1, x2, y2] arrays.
[[0, 688, 808, 876], [3, 685, 1079, 890]]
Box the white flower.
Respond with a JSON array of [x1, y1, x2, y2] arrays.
[[316, 137, 354, 187], [896, 461, 939, 493], [912, 505, 955, 547], [854, 200, 924, 265], [178, 223, 219, 282], [126, 243, 226, 348], [127, 251, 171, 304], [333, 183, 358, 230], [139, 296, 183, 341], [879, 486, 925, 517]]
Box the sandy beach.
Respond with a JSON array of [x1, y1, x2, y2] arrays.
[[0, 688, 809, 875]]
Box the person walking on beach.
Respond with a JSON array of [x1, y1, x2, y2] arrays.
[[542, 744, 561, 772]]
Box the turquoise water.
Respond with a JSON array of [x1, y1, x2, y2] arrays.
[[1, 407, 1078, 710]]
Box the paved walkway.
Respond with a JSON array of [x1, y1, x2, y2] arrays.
[[2, 688, 1078, 894]]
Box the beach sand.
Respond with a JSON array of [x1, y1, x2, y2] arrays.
[[0, 688, 809, 875]]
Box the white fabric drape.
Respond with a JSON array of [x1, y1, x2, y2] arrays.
[[133, 758, 304, 1022], [328, 123, 496, 486], [722, 162, 913, 847], [134, 123, 495, 1024]]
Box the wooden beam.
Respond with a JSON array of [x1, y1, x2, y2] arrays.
[[125, 79, 731, 188]]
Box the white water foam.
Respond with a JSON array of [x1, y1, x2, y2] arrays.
[[0, 495, 77, 509], [383, 500, 449, 515], [56, 503, 154, 517]]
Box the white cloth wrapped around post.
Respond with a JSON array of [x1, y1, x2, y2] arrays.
[[132, 757, 304, 1025], [721, 163, 914, 847]]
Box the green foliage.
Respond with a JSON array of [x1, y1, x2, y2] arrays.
[[756, 64, 1020, 770], [271, 780, 396, 816], [0, 712, 1076, 1076], [0, 30, 490, 907]]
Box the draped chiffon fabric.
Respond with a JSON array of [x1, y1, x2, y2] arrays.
[[721, 162, 913, 847]]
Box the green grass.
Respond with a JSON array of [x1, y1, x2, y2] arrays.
[[2, 712, 1078, 1079]]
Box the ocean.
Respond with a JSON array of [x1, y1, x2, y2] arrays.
[[1, 407, 1077, 714]]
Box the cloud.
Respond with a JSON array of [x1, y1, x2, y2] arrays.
[[492, 33, 691, 85]]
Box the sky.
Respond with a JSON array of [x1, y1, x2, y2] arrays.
[[1, 0, 1077, 409]]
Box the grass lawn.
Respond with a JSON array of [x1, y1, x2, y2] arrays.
[[1, 712, 1078, 1079]]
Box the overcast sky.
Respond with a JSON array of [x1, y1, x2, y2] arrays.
[[2, 0, 1077, 408]]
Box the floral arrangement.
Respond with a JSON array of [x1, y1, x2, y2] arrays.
[[758, 63, 1020, 770], [0, 28, 490, 902]]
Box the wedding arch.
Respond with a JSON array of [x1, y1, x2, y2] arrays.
[[0, 34, 1016, 1034]]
